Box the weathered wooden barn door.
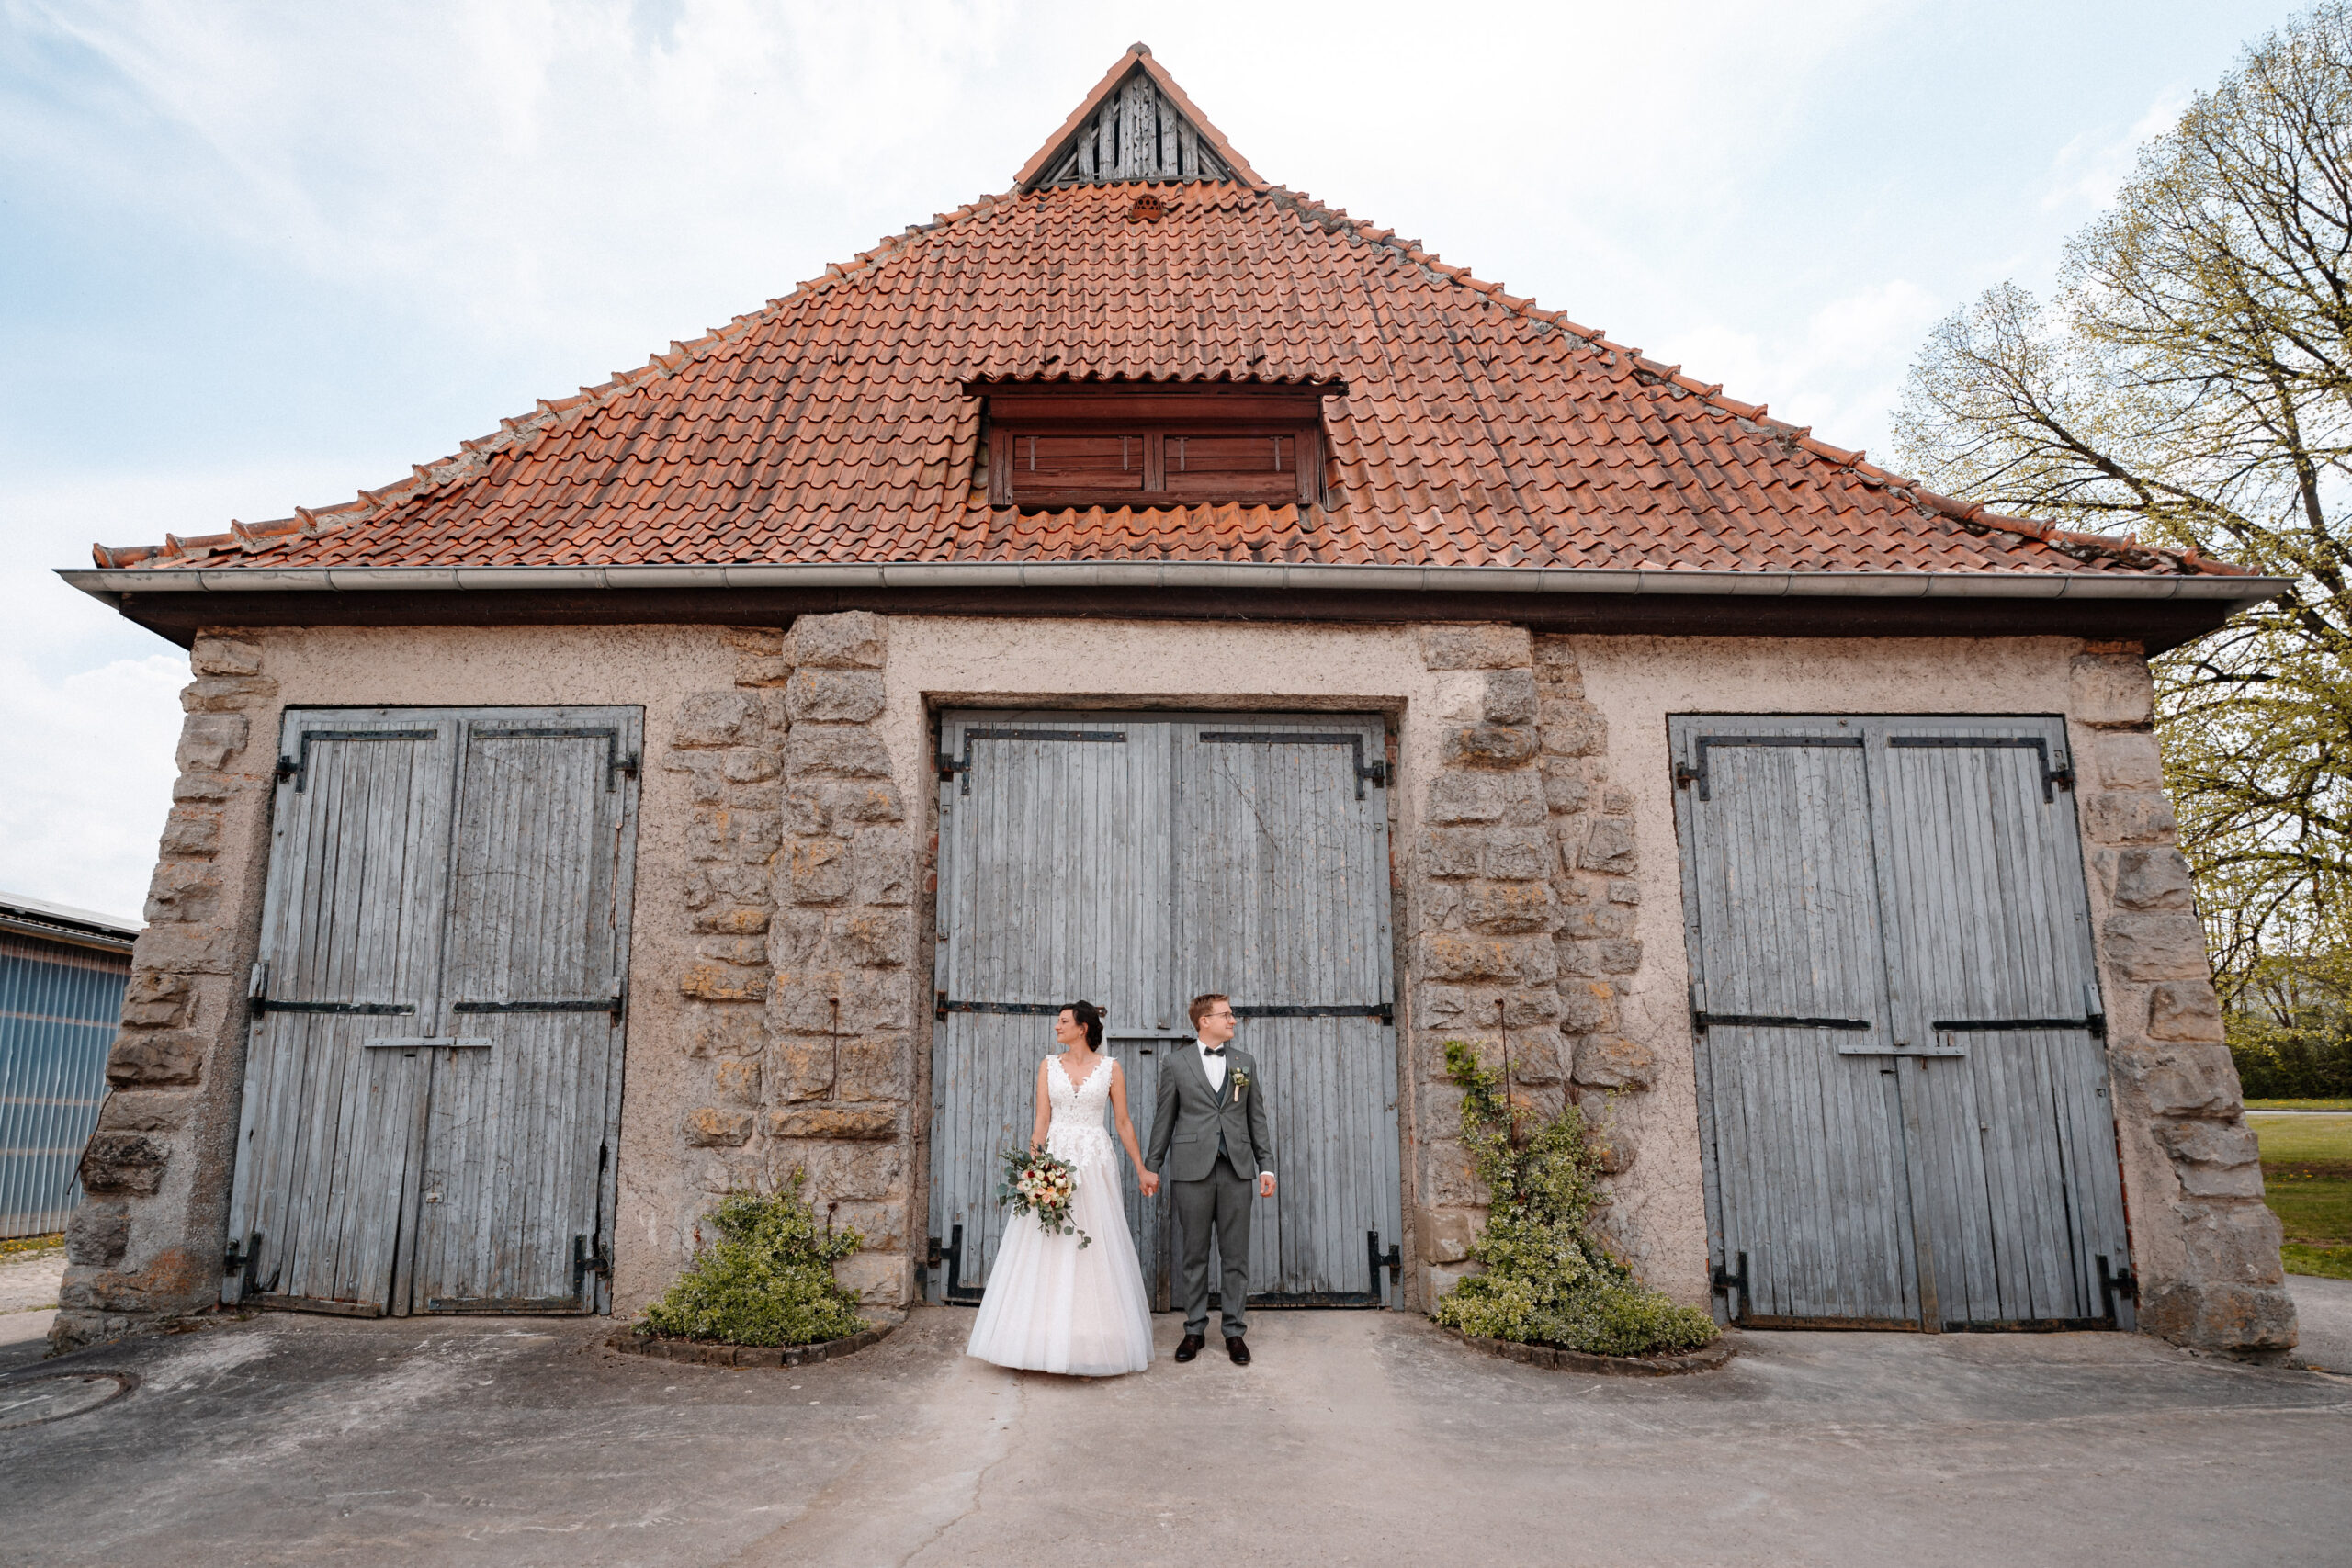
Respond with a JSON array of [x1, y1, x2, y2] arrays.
[[929, 716, 1175, 1303], [928, 710, 1400, 1308], [1872, 719, 2131, 1329], [1672, 726, 1921, 1325], [406, 719, 638, 1312], [1672, 715, 2131, 1331], [1174, 716, 1401, 1305], [222, 707, 639, 1316]]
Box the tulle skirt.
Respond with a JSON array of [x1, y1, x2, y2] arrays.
[[964, 1137, 1155, 1376]]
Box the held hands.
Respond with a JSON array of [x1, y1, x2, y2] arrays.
[[1258, 1172, 1276, 1199], [1139, 1170, 1160, 1198]]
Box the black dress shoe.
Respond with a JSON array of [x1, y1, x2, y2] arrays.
[[1226, 1336, 1251, 1366], [1173, 1333, 1206, 1363]]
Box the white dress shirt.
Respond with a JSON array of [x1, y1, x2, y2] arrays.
[[1197, 1039, 1269, 1179]]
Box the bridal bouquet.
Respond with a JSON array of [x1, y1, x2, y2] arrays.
[[998, 1147, 1092, 1248]]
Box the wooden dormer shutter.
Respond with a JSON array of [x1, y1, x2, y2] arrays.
[[976, 383, 1340, 510]]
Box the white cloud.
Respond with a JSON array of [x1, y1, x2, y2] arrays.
[[0, 648, 182, 921], [2041, 85, 2193, 213]]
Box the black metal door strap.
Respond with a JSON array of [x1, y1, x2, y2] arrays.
[[935, 996, 1074, 1021], [277, 728, 439, 792], [454, 988, 626, 1021], [254, 999, 415, 1015], [936, 728, 1126, 794], [1691, 1012, 1868, 1032], [1675, 734, 1862, 800], [1711, 1250, 1750, 1316], [1198, 731, 1386, 800], [1887, 734, 2073, 801], [928, 1224, 983, 1303], [1233, 1002, 1395, 1024], [1931, 1015, 2106, 1037], [469, 726, 640, 791]]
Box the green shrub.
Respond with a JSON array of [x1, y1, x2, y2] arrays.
[[638, 1174, 867, 1347], [1431, 1040, 1719, 1358]]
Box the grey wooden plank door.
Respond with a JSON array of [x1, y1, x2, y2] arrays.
[[223, 713, 458, 1314], [1669, 721, 1920, 1326], [222, 707, 639, 1316], [927, 710, 1400, 1307], [1672, 714, 2131, 1332], [1871, 718, 2130, 1329], [1173, 716, 1400, 1304], [407, 715, 639, 1313], [930, 714, 1173, 1300]]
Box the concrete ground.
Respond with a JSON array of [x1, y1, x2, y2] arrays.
[[0, 1246, 64, 1373], [0, 1297, 2346, 1568]]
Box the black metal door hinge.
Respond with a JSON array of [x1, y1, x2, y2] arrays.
[[1366, 1231, 1402, 1294], [1711, 1250, 1750, 1315], [2097, 1254, 2135, 1319], [573, 1235, 612, 1290]]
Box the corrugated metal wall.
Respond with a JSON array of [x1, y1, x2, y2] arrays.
[[1, 933, 129, 1238]]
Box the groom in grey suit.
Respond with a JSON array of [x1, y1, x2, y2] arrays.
[[1146, 992, 1274, 1365]]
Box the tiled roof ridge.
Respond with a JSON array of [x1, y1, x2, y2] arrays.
[[95, 177, 2249, 581], [1261, 185, 2247, 581], [94, 186, 1033, 570]]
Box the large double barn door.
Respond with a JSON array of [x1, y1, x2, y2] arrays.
[[929, 711, 1401, 1308], [222, 707, 639, 1316], [1673, 715, 2132, 1332]]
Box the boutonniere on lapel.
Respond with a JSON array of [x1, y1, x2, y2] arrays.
[[1228, 1068, 1250, 1099]]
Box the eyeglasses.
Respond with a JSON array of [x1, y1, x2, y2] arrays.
[[1205, 1009, 1235, 1020]]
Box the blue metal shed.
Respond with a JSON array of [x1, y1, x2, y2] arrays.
[[1, 891, 138, 1239]]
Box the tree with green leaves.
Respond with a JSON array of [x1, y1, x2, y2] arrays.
[[1893, 5, 2352, 1085]]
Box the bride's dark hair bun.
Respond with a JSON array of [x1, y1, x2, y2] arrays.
[[1064, 1000, 1105, 1050]]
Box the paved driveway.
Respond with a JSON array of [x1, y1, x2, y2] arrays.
[[1, 1300, 2346, 1567]]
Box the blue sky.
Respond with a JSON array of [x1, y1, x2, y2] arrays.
[[0, 0, 2300, 918]]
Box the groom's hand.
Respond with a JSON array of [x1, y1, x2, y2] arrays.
[[1140, 1171, 1159, 1197], [1258, 1172, 1276, 1199]]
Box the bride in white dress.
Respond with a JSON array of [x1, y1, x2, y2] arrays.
[[965, 1000, 1159, 1375]]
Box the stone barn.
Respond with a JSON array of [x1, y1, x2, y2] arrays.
[[55, 45, 2298, 1355]]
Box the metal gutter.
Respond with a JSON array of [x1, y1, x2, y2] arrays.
[[56, 561, 2297, 606]]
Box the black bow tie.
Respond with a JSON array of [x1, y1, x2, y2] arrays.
[[1203, 1046, 1225, 1057]]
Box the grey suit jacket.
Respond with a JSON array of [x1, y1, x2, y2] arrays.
[[1146, 1041, 1273, 1182]]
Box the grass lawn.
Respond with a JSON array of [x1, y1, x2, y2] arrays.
[[0, 1233, 62, 1260], [2245, 1098, 2352, 1111], [2249, 1112, 2352, 1280]]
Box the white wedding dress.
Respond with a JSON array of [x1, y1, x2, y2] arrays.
[[964, 1055, 1156, 1375]]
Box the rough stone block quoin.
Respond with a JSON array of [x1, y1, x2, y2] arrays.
[[673, 690, 763, 749], [65, 1201, 130, 1268], [1419, 624, 1532, 671], [1572, 1035, 1657, 1090], [2082, 792, 2178, 845], [711, 1059, 763, 1104], [2109, 847, 2196, 910], [1578, 818, 1637, 874], [784, 728, 893, 780], [2100, 911, 2211, 982], [684, 1107, 754, 1147], [1424, 773, 1505, 825], [2113, 1043, 2242, 1116], [189, 636, 264, 676], [788, 610, 886, 670], [1481, 669, 1538, 726], [785, 669, 887, 724], [2070, 652, 2154, 728], [175, 713, 250, 773], [157, 809, 221, 860], [2146, 981, 2223, 1043], [2138, 1280, 2298, 1352], [766, 1105, 899, 1140], [106, 1030, 205, 1087], [1444, 727, 1537, 768], [180, 674, 277, 714], [78, 1133, 169, 1194]]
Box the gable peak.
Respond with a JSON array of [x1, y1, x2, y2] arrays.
[[1015, 45, 1261, 191]]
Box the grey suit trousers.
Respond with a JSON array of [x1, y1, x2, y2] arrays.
[[1172, 1153, 1253, 1338]]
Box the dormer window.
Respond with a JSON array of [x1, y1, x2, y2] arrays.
[[974, 381, 1340, 510]]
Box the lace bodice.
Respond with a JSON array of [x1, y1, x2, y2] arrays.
[[1045, 1055, 1118, 1172]]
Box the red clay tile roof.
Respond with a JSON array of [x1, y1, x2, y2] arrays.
[[94, 61, 2240, 581]]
